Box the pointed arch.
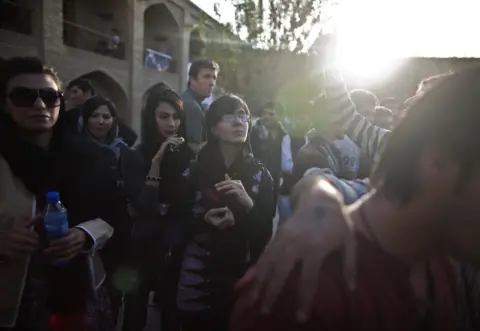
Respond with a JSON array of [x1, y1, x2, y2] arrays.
[[143, 3, 180, 72], [73, 70, 128, 119]]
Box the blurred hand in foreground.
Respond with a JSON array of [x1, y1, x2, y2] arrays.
[[252, 175, 356, 322]]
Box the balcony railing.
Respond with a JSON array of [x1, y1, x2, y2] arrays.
[[0, 0, 33, 35], [144, 48, 174, 73], [63, 20, 125, 60]]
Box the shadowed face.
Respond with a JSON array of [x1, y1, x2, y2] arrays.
[[5, 73, 61, 132]]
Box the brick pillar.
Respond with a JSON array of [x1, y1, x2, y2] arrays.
[[38, 0, 64, 64], [179, 14, 193, 93], [127, 0, 145, 138]]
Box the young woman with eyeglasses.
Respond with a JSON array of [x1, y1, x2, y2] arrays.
[[176, 94, 275, 331], [0, 57, 118, 331]]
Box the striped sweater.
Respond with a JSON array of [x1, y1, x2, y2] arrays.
[[323, 69, 391, 164]]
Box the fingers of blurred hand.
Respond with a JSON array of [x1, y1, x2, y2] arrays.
[[343, 218, 357, 291], [260, 244, 298, 314], [6, 242, 37, 257], [168, 137, 184, 145], [24, 216, 40, 228], [11, 229, 39, 246], [253, 231, 297, 311], [296, 252, 327, 322], [215, 181, 236, 191], [206, 207, 228, 217], [51, 241, 83, 261], [45, 229, 84, 254]]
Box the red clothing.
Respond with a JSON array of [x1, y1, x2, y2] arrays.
[[230, 233, 457, 331]]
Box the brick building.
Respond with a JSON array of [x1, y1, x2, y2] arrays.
[[0, 0, 218, 135]]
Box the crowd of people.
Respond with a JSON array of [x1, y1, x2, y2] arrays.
[[1, 36, 480, 331]]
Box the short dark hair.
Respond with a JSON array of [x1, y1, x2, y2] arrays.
[[372, 69, 480, 204], [261, 101, 284, 115], [349, 89, 379, 109], [67, 78, 95, 95], [205, 93, 250, 130], [0, 56, 61, 101], [375, 106, 393, 117], [188, 59, 219, 84], [142, 83, 185, 143], [82, 95, 117, 120]]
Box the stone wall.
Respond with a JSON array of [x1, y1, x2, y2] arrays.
[[0, 0, 201, 138]]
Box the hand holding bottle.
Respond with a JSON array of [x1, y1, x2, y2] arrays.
[[152, 136, 185, 164], [44, 228, 87, 262]]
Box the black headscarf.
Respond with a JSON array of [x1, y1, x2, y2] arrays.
[[80, 95, 128, 161]]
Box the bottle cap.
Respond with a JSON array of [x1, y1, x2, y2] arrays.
[[46, 191, 60, 202]]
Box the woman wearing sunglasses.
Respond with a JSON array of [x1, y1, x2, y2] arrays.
[[0, 57, 118, 331], [176, 94, 275, 331]]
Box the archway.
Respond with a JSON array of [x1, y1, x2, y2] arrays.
[[143, 4, 179, 73], [76, 70, 129, 120]]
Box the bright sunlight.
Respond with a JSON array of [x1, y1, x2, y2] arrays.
[[331, 0, 480, 80]]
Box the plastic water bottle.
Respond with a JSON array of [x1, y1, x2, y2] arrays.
[[43, 192, 69, 264]]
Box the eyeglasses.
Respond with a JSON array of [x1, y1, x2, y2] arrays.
[[8, 87, 62, 108], [221, 114, 250, 123]]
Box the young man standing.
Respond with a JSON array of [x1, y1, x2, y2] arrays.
[[231, 68, 480, 330], [250, 102, 288, 208], [182, 59, 219, 154], [65, 78, 95, 132]]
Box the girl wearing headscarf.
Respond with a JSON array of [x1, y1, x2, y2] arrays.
[[177, 94, 275, 331], [121, 84, 193, 331], [80, 95, 129, 162], [0, 57, 116, 331]]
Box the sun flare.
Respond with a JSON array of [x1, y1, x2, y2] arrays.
[[329, 0, 479, 80]]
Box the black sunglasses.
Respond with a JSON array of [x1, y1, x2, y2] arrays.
[[8, 87, 62, 108]]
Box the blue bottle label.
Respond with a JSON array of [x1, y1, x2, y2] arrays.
[[44, 211, 69, 240]]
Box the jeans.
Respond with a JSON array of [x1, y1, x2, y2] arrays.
[[277, 195, 292, 228]]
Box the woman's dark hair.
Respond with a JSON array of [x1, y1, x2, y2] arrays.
[[0, 56, 61, 102], [141, 83, 185, 143], [372, 68, 480, 204], [82, 95, 118, 142], [206, 94, 250, 130], [204, 94, 252, 154]]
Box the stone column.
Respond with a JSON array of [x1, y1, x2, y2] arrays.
[[38, 0, 64, 64], [178, 13, 194, 93], [127, 0, 146, 137]]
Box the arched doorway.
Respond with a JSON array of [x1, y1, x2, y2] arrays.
[[143, 4, 179, 73], [75, 70, 129, 120]]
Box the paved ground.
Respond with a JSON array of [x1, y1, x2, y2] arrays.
[[144, 293, 162, 331], [138, 210, 280, 331]]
